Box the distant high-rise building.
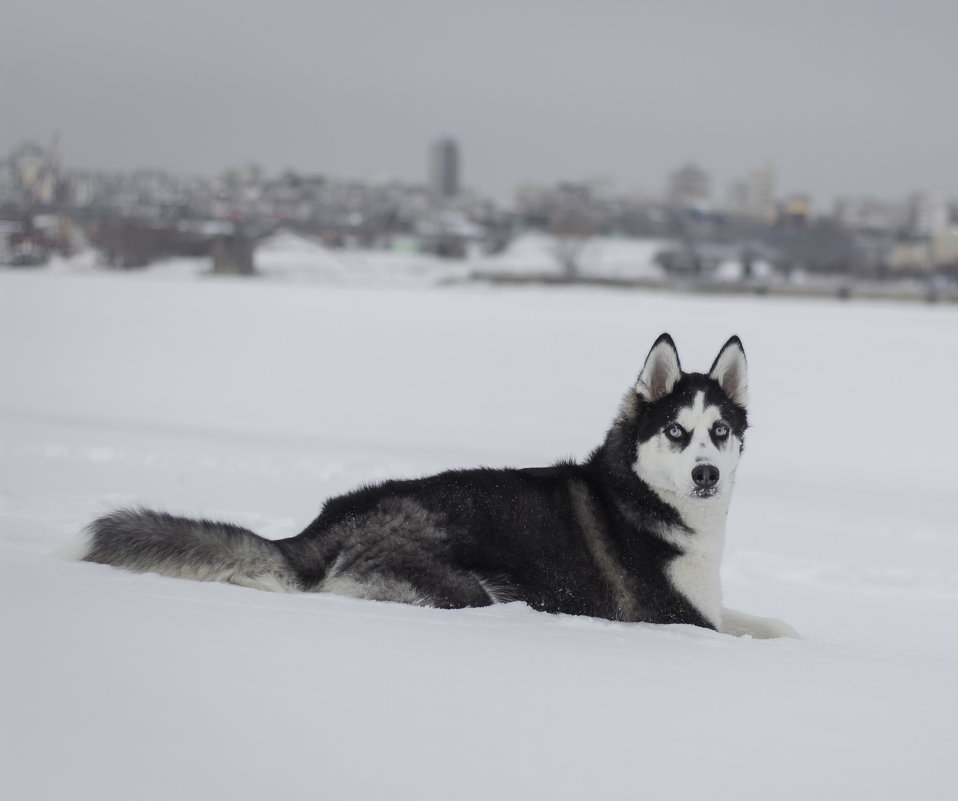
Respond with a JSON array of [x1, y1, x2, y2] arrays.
[[909, 192, 949, 235], [833, 196, 908, 232], [668, 163, 710, 207], [429, 137, 459, 200], [726, 164, 775, 221], [10, 140, 60, 205], [746, 164, 775, 221]]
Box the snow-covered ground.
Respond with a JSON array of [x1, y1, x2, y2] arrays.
[[473, 231, 669, 279], [1, 255, 956, 800], [38, 229, 670, 284]]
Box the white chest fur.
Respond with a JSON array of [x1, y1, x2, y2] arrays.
[[655, 493, 728, 628]]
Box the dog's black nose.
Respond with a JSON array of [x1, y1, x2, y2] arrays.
[[692, 464, 720, 489]]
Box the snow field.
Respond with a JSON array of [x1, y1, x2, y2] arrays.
[[1, 261, 956, 800]]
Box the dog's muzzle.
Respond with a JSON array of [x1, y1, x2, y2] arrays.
[[691, 463, 720, 496]]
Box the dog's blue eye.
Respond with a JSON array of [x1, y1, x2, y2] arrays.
[[666, 424, 684, 440], [714, 424, 729, 438]]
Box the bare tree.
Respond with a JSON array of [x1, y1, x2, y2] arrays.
[[549, 205, 593, 279]]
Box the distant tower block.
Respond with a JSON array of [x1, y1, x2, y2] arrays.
[[668, 162, 711, 208], [429, 137, 460, 199]]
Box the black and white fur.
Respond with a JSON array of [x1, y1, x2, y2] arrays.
[[74, 334, 795, 638]]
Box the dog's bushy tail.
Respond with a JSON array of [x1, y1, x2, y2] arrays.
[[77, 508, 301, 592]]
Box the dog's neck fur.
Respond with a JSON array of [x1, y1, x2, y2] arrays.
[[650, 486, 731, 629]]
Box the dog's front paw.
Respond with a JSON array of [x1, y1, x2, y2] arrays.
[[720, 608, 799, 639]]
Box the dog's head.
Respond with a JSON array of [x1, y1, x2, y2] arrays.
[[613, 334, 749, 504]]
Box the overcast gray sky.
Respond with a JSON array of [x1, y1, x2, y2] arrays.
[[3, 0, 955, 205]]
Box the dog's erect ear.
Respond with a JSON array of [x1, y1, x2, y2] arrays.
[[709, 336, 748, 407], [636, 333, 682, 402]]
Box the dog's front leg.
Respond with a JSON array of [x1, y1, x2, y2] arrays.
[[720, 608, 799, 639]]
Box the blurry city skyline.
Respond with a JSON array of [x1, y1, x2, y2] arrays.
[[3, 0, 956, 206]]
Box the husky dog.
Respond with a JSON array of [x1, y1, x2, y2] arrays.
[[76, 334, 795, 638]]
